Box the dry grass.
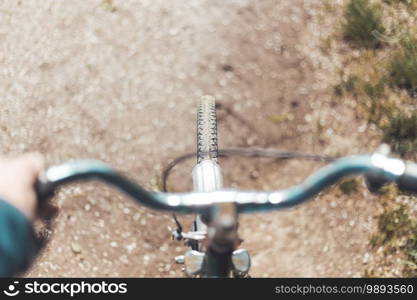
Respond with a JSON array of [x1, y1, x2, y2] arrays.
[[382, 113, 417, 156], [388, 36, 417, 96], [343, 0, 385, 48], [331, 0, 417, 277]]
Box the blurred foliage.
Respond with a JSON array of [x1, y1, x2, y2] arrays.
[[404, 227, 417, 276], [334, 75, 361, 96], [343, 0, 385, 48], [367, 184, 417, 277], [334, 74, 395, 126], [334, 75, 385, 99], [267, 113, 295, 124], [376, 205, 413, 243], [339, 178, 358, 195], [382, 113, 417, 156], [334, 0, 417, 277], [370, 201, 417, 277], [383, 0, 417, 6], [102, 0, 117, 12], [388, 36, 417, 96]]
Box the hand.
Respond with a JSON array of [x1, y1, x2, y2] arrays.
[[0, 153, 44, 219]]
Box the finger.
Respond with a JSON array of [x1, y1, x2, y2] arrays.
[[21, 152, 45, 175]]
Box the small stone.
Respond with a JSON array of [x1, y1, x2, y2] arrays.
[[363, 253, 370, 265], [71, 243, 82, 254], [126, 243, 136, 253], [250, 170, 259, 180]]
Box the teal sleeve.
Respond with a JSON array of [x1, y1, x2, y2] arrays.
[[0, 199, 38, 277]]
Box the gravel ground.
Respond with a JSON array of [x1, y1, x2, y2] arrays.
[[0, 0, 381, 277]]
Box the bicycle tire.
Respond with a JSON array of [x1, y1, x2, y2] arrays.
[[197, 96, 218, 163], [193, 96, 219, 252]]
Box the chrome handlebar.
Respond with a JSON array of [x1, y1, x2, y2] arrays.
[[36, 150, 417, 214]]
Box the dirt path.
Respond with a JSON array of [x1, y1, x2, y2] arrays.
[[0, 0, 379, 277]]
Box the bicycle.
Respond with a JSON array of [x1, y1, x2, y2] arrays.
[[36, 96, 417, 277]]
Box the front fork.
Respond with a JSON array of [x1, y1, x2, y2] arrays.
[[173, 160, 251, 277]]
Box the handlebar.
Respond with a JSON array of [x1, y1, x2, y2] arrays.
[[35, 151, 417, 214]]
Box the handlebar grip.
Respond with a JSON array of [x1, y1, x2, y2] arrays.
[[397, 162, 417, 194]]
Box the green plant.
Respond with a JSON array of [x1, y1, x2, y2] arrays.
[[334, 75, 361, 96], [343, 0, 386, 48], [370, 202, 417, 277], [383, 0, 416, 5], [365, 97, 397, 126], [363, 81, 386, 99], [388, 37, 417, 96], [334, 73, 392, 125], [382, 112, 417, 156], [377, 205, 413, 243], [339, 178, 358, 195], [404, 226, 417, 276], [102, 0, 117, 12]]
